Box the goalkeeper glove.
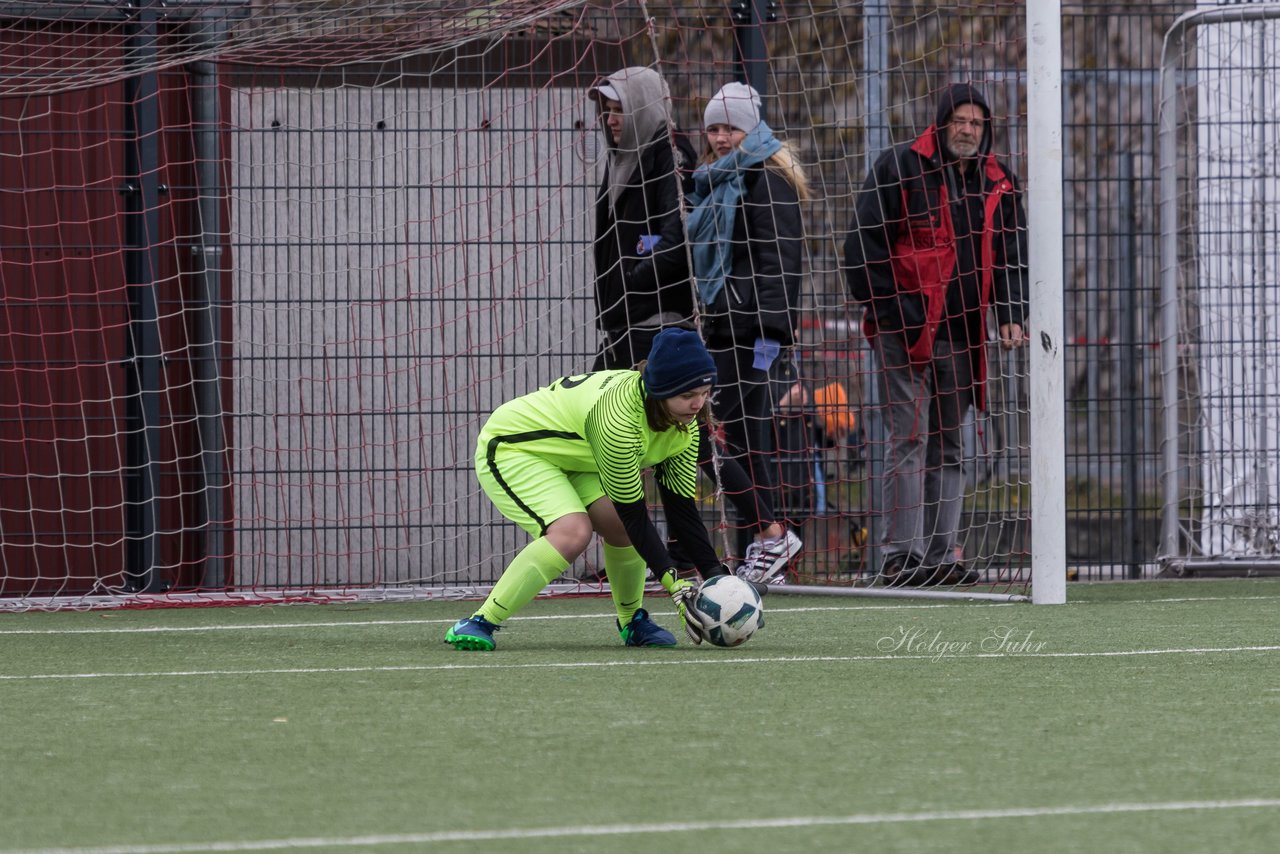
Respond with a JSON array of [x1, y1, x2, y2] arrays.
[[670, 577, 717, 645]]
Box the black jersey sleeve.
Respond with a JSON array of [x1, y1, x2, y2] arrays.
[[612, 497, 673, 574], [656, 482, 720, 574]]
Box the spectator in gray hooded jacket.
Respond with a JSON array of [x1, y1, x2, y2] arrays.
[[589, 67, 698, 372]]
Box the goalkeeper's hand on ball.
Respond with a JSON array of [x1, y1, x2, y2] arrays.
[[667, 566, 733, 646], [671, 580, 711, 645]]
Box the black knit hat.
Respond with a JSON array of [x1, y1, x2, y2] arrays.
[[935, 82, 992, 156], [934, 82, 991, 128], [642, 329, 717, 399]]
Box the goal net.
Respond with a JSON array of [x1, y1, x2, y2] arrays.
[[0, 0, 1033, 609], [1159, 2, 1280, 574]]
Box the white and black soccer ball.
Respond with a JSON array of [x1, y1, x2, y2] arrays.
[[693, 574, 764, 647]]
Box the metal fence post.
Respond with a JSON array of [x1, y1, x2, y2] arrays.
[[859, 0, 891, 580], [122, 0, 164, 593], [1118, 153, 1141, 577], [732, 0, 773, 108], [191, 12, 230, 591]]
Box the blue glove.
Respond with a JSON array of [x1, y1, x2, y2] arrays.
[[752, 337, 781, 371]]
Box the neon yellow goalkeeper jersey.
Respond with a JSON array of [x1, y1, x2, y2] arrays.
[[478, 369, 700, 504]]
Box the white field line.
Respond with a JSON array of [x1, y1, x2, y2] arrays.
[[3, 593, 1279, 636], [0, 603, 1004, 634], [7, 798, 1280, 853], [2, 644, 1279, 682]]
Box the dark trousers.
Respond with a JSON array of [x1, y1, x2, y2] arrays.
[[706, 340, 779, 542], [871, 332, 974, 567]]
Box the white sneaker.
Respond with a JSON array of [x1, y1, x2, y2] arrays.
[[736, 529, 802, 583]]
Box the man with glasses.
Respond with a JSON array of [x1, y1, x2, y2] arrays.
[[843, 83, 1029, 588]]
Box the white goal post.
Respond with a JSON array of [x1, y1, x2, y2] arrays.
[[1027, 0, 1067, 605]]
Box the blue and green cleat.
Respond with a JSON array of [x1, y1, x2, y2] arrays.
[[618, 608, 677, 647], [445, 615, 501, 651]]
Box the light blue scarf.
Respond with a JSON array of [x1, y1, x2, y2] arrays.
[[685, 122, 783, 306]]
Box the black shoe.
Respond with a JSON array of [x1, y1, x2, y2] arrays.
[[880, 553, 927, 588], [915, 565, 946, 587], [933, 560, 981, 587]]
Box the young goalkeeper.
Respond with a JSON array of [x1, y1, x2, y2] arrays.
[[445, 328, 731, 651]]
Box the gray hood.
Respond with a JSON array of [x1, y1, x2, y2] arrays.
[[590, 66, 673, 207]]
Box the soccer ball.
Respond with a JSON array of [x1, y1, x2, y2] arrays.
[[693, 574, 764, 647]]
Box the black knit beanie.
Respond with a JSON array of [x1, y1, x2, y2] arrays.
[[642, 329, 717, 399]]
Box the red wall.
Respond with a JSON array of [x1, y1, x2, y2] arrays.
[[0, 21, 232, 597]]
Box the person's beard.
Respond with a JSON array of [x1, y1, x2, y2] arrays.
[[948, 137, 979, 159]]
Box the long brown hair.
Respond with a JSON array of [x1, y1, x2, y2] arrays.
[[635, 361, 714, 433]]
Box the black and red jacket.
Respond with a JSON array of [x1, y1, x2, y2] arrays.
[[844, 87, 1028, 409]]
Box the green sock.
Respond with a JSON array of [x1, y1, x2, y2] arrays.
[[602, 542, 648, 627], [475, 537, 569, 625]]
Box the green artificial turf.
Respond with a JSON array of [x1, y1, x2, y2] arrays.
[[2, 579, 1278, 853]]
